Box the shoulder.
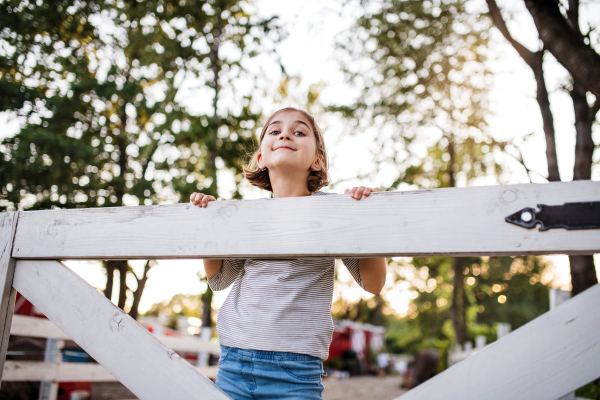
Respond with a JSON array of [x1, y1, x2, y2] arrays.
[[311, 191, 337, 196]]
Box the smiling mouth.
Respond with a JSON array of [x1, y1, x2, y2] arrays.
[[276, 147, 295, 150]]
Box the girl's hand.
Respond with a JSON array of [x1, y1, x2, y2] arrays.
[[344, 186, 381, 200], [190, 192, 224, 208]]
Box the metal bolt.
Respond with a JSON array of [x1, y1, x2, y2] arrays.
[[521, 211, 533, 222]]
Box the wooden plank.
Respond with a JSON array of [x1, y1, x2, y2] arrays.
[[11, 181, 600, 259], [9, 315, 220, 354], [396, 284, 600, 400], [10, 315, 70, 340], [0, 212, 19, 384], [12, 260, 230, 400], [2, 361, 218, 382]]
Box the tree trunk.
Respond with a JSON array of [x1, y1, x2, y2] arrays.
[[524, 0, 600, 98], [129, 260, 152, 321], [568, 80, 599, 296], [571, 82, 595, 181], [200, 287, 213, 328], [450, 257, 468, 345], [117, 261, 128, 310], [486, 0, 560, 181], [447, 135, 468, 345], [532, 53, 560, 181], [372, 294, 383, 326], [104, 260, 115, 300]]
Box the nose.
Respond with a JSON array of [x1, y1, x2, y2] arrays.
[[279, 130, 292, 140]]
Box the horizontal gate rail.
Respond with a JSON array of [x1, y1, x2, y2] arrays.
[[12, 181, 600, 260], [12, 260, 230, 400], [395, 284, 600, 400], [3, 361, 219, 382], [9, 314, 220, 355]]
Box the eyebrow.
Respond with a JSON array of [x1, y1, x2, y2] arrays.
[[267, 120, 312, 130]]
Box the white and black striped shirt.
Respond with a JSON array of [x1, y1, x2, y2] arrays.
[[208, 191, 364, 360]]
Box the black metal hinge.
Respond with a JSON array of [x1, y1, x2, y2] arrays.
[[505, 202, 600, 231]]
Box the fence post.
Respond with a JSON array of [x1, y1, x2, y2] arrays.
[[0, 212, 19, 387], [38, 338, 63, 400], [197, 327, 213, 367]]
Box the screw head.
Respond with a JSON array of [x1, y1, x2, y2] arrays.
[[521, 211, 533, 222]]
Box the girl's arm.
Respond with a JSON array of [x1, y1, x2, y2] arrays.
[[204, 259, 223, 280], [344, 186, 386, 294], [359, 258, 387, 294], [190, 192, 227, 280]]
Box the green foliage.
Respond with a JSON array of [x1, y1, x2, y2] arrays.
[[385, 255, 552, 365], [144, 293, 202, 318], [577, 379, 600, 400], [334, 0, 502, 188], [0, 0, 282, 211]]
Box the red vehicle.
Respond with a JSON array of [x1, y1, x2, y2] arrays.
[[327, 320, 386, 375]]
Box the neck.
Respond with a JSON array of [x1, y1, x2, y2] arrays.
[[269, 169, 311, 198]]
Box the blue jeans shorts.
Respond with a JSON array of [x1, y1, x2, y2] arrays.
[[215, 345, 326, 400]]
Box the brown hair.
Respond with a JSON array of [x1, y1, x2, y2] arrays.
[[243, 107, 330, 193]]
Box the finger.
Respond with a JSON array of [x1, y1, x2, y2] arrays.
[[364, 187, 372, 196], [344, 189, 351, 194], [189, 193, 196, 202], [355, 186, 365, 199], [194, 193, 205, 206]]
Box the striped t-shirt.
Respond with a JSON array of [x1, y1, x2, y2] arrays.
[[207, 191, 364, 360]]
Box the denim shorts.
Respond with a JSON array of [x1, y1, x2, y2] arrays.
[[215, 345, 326, 400]]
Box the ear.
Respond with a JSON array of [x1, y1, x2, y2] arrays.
[[257, 152, 263, 168], [311, 155, 324, 171]]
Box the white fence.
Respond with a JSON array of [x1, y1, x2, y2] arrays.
[[0, 181, 599, 400], [5, 314, 220, 382]]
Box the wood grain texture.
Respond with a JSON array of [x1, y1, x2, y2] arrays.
[[396, 284, 600, 400], [9, 315, 220, 354], [11, 181, 600, 260], [12, 260, 230, 400], [2, 361, 218, 381], [0, 212, 18, 383]]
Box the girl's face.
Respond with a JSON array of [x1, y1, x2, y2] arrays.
[[258, 110, 319, 173]]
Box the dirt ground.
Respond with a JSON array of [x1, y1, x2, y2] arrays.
[[322, 375, 407, 400]]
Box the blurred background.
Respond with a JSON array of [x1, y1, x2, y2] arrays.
[[1, 0, 599, 399]]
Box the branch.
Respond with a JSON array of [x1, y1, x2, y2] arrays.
[[506, 143, 548, 183], [486, 0, 536, 68], [524, 0, 600, 98]]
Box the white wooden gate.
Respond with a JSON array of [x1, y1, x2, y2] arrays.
[[1, 181, 599, 399]]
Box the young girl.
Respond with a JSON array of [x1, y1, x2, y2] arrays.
[[190, 107, 387, 400]]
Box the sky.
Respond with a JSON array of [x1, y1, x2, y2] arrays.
[[4, 0, 600, 317]]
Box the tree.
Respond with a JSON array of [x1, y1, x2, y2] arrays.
[[334, 0, 501, 346], [0, 0, 282, 320], [385, 255, 552, 369], [486, 0, 599, 296]]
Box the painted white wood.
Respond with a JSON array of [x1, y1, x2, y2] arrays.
[[550, 288, 571, 310], [12, 260, 230, 400], [550, 289, 574, 400], [11, 181, 600, 260], [39, 338, 61, 400], [10, 315, 69, 340], [396, 284, 600, 400], [10, 315, 220, 354], [3, 361, 219, 382], [0, 212, 19, 383]]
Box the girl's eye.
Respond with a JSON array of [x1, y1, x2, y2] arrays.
[[294, 131, 305, 136], [269, 130, 280, 135]]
